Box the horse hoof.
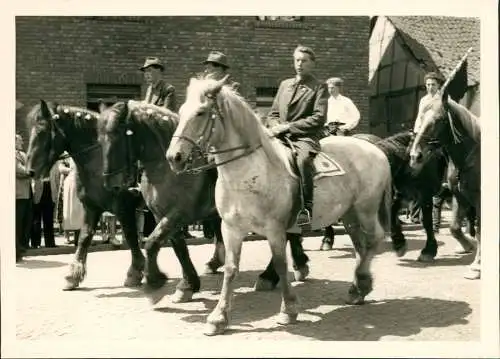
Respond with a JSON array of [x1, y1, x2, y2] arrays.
[[417, 253, 435, 263], [346, 294, 365, 305], [170, 289, 193, 303], [254, 277, 277, 291], [203, 322, 227, 336], [320, 242, 333, 251], [464, 269, 480, 280], [395, 243, 408, 257], [63, 280, 80, 291], [293, 264, 309, 282], [276, 312, 298, 325], [145, 284, 170, 305], [203, 264, 219, 275], [454, 245, 474, 254], [124, 276, 143, 288], [110, 239, 122, 248]]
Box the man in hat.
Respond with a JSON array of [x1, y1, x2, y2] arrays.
[[203, 50, 240, 91], [140, 57, 177, 111], [266, 45, 328, 226], [325, 77, 360, 136]]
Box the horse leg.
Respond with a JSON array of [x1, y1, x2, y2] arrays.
[[143, 216, 200, 305], [417, 197, 438, 262], [115, 205, 145, 288], [63, 208, 101, 291], [450, 196, 475, 254], [390, 196, 407, 257], [466, 206, 476, 237], [269, 229, 300, 326], [169, 229, 201, 303], [254, 232, 310, 291], [290, 233, 310, 281], [344, 209, 381, 305], [464, 205, 480, 280], [320, 225, 335, 251], [205, 223, 246, 336], [204, 216, 225, 275]]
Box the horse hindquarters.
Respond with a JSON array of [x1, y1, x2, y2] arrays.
[[314, 146, 391, 304]]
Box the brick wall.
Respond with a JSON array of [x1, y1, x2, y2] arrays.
[[16, 16, 370, 140]]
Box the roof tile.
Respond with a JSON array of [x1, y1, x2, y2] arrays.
[[388, 16, 480, 85]]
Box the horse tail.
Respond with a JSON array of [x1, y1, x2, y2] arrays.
[[378, 173, 392, 239]]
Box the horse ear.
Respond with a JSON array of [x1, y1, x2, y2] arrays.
[[39, 99, 51, 119], [211, 74, 231, 95], [441, 88, 450, 107]]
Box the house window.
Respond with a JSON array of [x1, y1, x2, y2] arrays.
[[255, 87, 278, 119], [86, 84, 142, 112]]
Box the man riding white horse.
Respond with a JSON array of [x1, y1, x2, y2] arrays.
[[266, 45, 328, 225]]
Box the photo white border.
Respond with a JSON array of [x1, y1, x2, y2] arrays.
[[1, 0, 498, 357]]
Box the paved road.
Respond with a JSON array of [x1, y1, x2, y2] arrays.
[[14, 229, 479, 346]]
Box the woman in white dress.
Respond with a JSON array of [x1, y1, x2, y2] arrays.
[[59, 156, 85, 245]]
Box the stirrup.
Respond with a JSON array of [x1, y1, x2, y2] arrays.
[[296, 208, 312, 226]]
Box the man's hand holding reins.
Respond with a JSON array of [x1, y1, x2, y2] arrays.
[[269, 123, 291, 137]]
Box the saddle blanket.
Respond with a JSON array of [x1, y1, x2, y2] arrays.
[[312, 152, 346, 179]]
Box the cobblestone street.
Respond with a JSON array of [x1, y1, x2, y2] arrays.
[[13, 228, 479, 348]]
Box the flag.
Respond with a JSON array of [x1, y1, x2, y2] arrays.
[[446, 58, 469, 102]]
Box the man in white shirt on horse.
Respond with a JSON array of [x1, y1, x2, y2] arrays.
[[412, 71, 447, 230], [325, 77, 360, 136], [413, 72, 444, 134]]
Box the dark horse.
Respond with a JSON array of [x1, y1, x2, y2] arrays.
[[410, 92, 480, 279], [322, 130, 476, 261], [26, 100, 145, 290], [360, 130, 476, 261], [98, 100, 310, 303]]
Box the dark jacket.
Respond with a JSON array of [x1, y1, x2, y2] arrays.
[[266, 74, 328, 147], [144, 79, 177, 112]]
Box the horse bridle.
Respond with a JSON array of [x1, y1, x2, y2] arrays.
[[172, 93, 262, 175]]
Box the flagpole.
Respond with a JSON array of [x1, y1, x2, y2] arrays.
[[441, 47, 473, 92]]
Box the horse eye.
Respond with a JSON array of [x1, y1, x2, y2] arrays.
[[196, 110, 205, 117]]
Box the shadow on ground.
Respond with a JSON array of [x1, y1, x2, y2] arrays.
[[171, 270, 473, 340], [222, 296, 473, 341], [397, 253, 474, 268]]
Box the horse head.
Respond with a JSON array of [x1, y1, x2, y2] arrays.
[[98, 101, 137, 190], [167, 75, 231, 174], [409, 90, 451, 169], [26, 100, 98, 178], [99, 100, 180, 189]]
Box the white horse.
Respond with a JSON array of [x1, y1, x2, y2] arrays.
[[167, 76, 393, 336]]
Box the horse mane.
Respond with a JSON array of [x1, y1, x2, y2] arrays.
[[447, 99, 481, 143], [126, 100, 179, 143], [376, 130, 412, 159], [56, 106, 100, 128], [26, 102, 99, 129]]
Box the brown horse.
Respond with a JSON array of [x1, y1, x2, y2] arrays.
[[410, 93, 480, 279], [98, 100, 310, 304], [25, 100, 145, 290]]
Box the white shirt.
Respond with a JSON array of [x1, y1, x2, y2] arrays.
[[326, 94, 360, 131], [413, 92, 439, 133]]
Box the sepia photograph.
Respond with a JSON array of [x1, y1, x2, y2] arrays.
[[3, 2, 499, 357]]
